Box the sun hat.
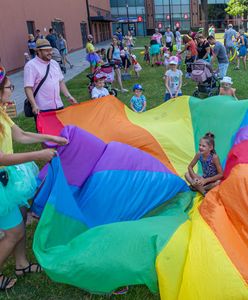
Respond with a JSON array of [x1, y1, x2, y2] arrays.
[[93, 74, 106, 82], [168, 56, 178, 65], [133, 84, 143, 91], [0, 66, 6, 84], [88, 34, 93, 40], [228, 24, 233, 28], [220, 76, 233, 85], [35, 39, 52, 50]]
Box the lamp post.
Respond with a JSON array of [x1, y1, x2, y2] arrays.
[[86, 0, 92, 34], [126, 1, 130, 31]]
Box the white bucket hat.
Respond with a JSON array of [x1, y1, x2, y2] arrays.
[[220, 76, 233, 85]]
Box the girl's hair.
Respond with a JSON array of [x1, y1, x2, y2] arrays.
[[202, 132, 216, 154], [0, 75, 9, 136], [183, 35, 192, 44], [144, 45, 148, 49]]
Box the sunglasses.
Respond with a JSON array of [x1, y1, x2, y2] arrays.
[[4, 84, 15, 92]]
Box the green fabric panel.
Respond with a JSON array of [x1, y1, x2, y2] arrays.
[[189, 96, 248, 165], [33, 192, 193, 294]]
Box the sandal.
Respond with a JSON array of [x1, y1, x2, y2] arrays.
[[0, 274, 16, 290], [113, 286, 129, 295], [15, 262, 42, 276]]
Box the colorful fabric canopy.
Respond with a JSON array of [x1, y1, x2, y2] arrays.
[[33, 96, 248, 299]]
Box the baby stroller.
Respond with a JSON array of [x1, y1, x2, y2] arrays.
[[52, 48, 66, 74], [191, 60, 220, 98], [87, 63, 117, 97]]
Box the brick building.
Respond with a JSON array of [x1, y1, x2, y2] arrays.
[[0, 0, 112, 72]]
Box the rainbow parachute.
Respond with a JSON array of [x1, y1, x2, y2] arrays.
[[33, 96, 248, 299]]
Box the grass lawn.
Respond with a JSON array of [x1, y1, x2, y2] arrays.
[[1, 33, 248, 300]]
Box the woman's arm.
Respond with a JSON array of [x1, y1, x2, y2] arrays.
[[11, 124, 68, 145], [203, 155, 223, 184], [202, 46, 210, 59], [188, 153, 200, 179], [0, 149, 56, 166]]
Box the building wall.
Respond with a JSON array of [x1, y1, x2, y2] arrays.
[[0, 0, 111, 72]]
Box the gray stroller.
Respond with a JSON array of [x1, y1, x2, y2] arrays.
[[191, 60, 220, 98], [52, 48, 66, 74]]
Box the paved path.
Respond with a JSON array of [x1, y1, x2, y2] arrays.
[[10, 40, 111, 114]]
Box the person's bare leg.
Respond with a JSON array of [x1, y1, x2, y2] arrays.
[[13, 207, 29, 270], [204, 180, 221, 191], [243, 56, 247, 70], [115, 68, 124, 91], [0, 223, 24, 289]]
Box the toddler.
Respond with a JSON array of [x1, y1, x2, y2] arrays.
[[143, 45, 150, 64], [219, 76, 237, 99], [164, 56, 183, 101], [163, 47, 170, 70], [130, 84, 146, 113], [185, 132, 223, 196], [91, 75, 109, 99], [131, 54, 142, 78]]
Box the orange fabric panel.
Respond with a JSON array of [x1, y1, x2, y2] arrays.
[[56, 96, 175, 172], [200, 164, 248, 283]]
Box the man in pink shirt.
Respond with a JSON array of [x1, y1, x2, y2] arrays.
[[24, 39, 77, 115]]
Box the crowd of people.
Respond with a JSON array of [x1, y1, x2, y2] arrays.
[[0, 22, 247, 291]]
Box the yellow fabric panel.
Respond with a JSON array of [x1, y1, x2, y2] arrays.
[[178, 209, 248, 300], [0, 108, 14, 154], [156, 220, 191, 300], [125, 96, 196, 178]]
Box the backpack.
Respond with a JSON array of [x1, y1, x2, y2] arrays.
[[107, 44, 114, 62], [244, 34, 248, 48]]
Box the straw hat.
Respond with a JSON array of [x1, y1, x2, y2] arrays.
[[35, 39, 52, 50]]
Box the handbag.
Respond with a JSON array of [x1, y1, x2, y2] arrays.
[[24, 63, 50, 117]]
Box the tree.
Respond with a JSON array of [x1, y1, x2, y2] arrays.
[[200, 0, 208, 36], [225, 0, 248, 30]]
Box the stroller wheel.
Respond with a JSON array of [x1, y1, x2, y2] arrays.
[[208, 92, 214, 97], [193, 91, 200, 97], [110, 89, 118, 97]]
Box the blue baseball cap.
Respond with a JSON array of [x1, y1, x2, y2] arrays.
[[133, 84, 143, 91]]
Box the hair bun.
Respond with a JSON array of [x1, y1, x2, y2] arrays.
[[204, 132, 215, 139]]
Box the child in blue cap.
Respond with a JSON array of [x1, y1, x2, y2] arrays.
[[130, 84, 146, 113]]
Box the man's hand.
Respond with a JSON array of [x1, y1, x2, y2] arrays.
[[67, 96, 78, 104], [32, 103, 39, 115]]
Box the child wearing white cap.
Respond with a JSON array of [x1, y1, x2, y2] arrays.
[[164, 56, 183, 101], [219, 76, 237, 100]]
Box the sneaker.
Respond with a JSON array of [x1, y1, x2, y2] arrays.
[[121, 88, 129, 93], [234, 66, 240, 70]]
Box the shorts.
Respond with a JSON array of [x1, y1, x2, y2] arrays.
[[0, 206, 22, 230], [239, 46, 247, 57], [164, 93, 182, 101], [166, 42, 173, 52]]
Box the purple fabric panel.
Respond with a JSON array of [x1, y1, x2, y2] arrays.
[[94, 142, 172, 174], [234, 126, 248, 146], [39, 126, 106, 186]]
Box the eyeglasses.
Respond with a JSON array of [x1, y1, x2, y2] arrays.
[[4, 85, 15, 92]]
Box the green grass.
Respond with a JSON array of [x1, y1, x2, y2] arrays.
[[2, 34, 248, 299]]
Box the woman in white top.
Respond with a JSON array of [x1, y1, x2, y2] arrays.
[[108, 36, 128, 93]]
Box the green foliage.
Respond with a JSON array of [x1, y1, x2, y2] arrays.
[[226, 0, 248, 16]]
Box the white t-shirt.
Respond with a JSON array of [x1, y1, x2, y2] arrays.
[[165, 31, 174, 43], [165, 69, 183, 94], [91, 87, 109, 99]]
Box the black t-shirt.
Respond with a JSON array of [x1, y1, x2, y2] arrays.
[[197, 41, 211, 59]]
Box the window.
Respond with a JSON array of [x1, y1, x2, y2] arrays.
[[26, 21, 35, 35]]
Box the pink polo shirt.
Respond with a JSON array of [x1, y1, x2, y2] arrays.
[[24, 56, 64, 110]]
